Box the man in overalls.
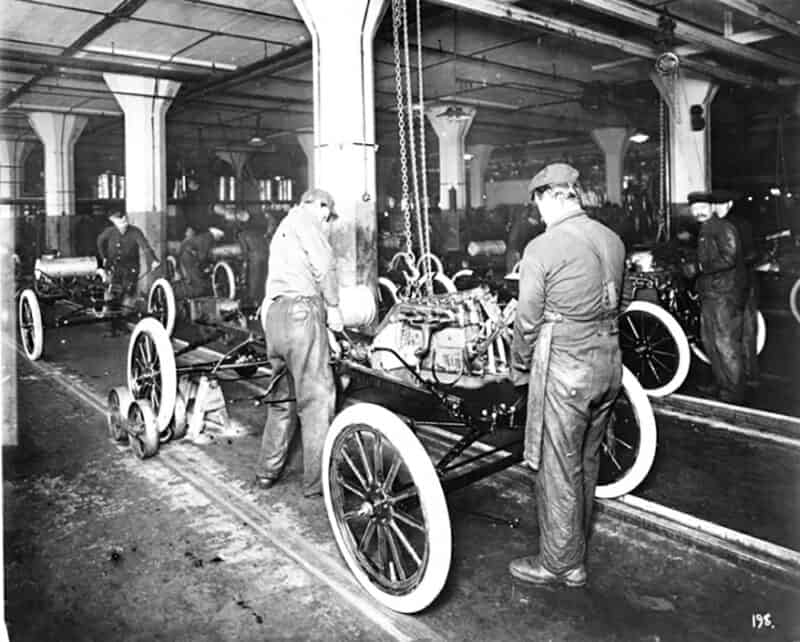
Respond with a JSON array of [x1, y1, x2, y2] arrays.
[[255, 188, 344, 498], [509, 163, 625, 587]]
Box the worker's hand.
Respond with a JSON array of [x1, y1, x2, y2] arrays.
[[151, 259, 161, 271], [327, 305, 344, 333]]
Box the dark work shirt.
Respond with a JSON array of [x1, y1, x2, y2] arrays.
[[697, 215, 745, 298], [97, 225, 156, 268], [511, 211, 625, 373], [179, 231, 217, 266]]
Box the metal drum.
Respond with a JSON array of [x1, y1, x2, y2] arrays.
[[467, 240, 506, 257], [211, 243, 243, 259], [340, 285, 377, 328], [34, 256, 99, 279]]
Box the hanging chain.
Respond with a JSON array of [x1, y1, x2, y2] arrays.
[[659, 97, 665, 241], [415, 0, 433, 295], [392, 0, 414, 261]]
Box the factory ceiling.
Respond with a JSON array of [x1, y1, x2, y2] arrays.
[[0, 0, 798, 162]]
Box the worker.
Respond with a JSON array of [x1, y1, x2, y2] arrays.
[[96, 211, 159, 335], [509, 163, 625, 588], [506, 202, 545, 274], [255, 188, 344, 498], [689, 191, 747, 403], [177, 226, 225, 298]]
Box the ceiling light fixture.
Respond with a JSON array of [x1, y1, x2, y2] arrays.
[[629, 131, 650, 144], [437, 105, 471, 120]]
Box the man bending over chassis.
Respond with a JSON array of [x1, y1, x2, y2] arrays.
[[509, 163, 625, 588], [175, 226, 225, 299]]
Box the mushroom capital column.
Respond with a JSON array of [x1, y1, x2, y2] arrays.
[[651, 70, 718, 208], [27, 112, 88, 254], [591, 127, 631, 207], [292, 0, 387, 289], [425, 104, 476, 211], [103, 73, 181, 271]]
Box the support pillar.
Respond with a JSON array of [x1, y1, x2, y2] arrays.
[[27, 112, 87, 254], [0, 138, 34, 220], [467, 144, 493, 210], [292, 0, 387, 289], [296, 131, 314, 194], [215, 150, 250, 204], [103, 73, 181, 290], [651, 71, 718, 206], [591, 127, 630, 206], [426, 105, 476, 210]]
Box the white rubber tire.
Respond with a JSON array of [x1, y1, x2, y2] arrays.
[[378, 277, 400, 306], [127, 317, 177, 433], [107, 386, 134, 442], [166, 255, 178, 281], [791, 277, 800, 325], [691, 309, 766, 363], [212, 260, 236, 299], [147, 278, 177, 337], [620, 300, 691, 397], [595, 367, 658, 499], [323, 402, 452, 614], [18, 288, 44, 361]]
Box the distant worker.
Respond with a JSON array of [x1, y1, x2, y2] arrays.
[[509, 163, 625, 588], [689, 191, 747, 404], [96, 211, 159, 336], [255, 188, 344, 498], [506, 203, 545, 274], [177, 226, 225, 298]]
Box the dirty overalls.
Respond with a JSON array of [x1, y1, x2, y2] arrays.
[[511, 212, 625, 575], [96, 225, 156, 331], [256, 206, 338, 497], [697, 216, 747, 403], [177, 231, 216, 299], [236, 228, 269, 306]]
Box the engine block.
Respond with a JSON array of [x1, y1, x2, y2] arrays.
[[369, 287, 513, 381]]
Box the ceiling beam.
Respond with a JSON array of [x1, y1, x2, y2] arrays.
[[0, 0, 150, 109], [428, 0, 782, 90], [714, 0, 800, 39], [565, 0, 800, 76]]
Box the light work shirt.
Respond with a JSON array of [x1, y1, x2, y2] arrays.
[[265, 205, 339, 306]]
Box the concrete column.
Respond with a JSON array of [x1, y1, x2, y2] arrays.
[[216, 150, 250, 181], [651, 71, 718, 205], [292, 0, 387, 289], [467, 144, 493, 209], [426, 105, 476, 210], [103, 74, 181, 286], [590, 127, 631, 206], [296, 131, 314, 194], [0, 138, 34, 219], [27, 112, 87, 253]]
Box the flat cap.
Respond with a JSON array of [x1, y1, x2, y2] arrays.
[[687, 191, 712, 205], [108, 210, 127, 221], [689, 190, 739, 204], [529, 162, 579, 192]]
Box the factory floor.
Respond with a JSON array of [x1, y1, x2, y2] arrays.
[[4, 320, 800, 642]]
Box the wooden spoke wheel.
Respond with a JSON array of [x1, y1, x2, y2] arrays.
[[790, 277, 800, 325], [18, 288, 44, 361], [323, 403, 451, 614], [620, 301, 690, 397], [127, 400, 160, 459], [595, 367, 657, 499], [147, 278, 177, 337], [212, 260, 236, 299], [126, 318, 177, 433], [106, 386, 134, 442]]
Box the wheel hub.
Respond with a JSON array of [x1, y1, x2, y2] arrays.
[[360, 486, 392, 520]]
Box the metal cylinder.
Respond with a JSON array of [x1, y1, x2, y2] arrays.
[[211, 243, 243, 259], [339, 285, 377, 328], [467, 240, 507, 257], [34, 256, 99, 278]]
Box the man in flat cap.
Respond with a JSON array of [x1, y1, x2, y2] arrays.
[[509, 162, 625, 588], [96, 211, 159, 335], [255, 187, 344, 498], [689, 190, 747, 403], [175, 226, 225, 299]]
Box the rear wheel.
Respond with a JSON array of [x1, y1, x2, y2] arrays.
[[126, 318, 177, 433], [18, 288, 44, 361], [619, 301, 690, 397], [212, 260, 236, 299], [323, 403, 451, 613], [147, 278, 176, 337], [595, 367, 657, 499]]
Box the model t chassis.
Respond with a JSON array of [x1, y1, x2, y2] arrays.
[[118, 282, 655, 614]]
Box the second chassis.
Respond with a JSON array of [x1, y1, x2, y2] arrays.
[[115, 285, 658, 614]]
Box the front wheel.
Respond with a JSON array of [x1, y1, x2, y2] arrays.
[[127, 318, 177, 433], [212, 260, 236, 299], [147, 278, 176, 337], [790, 277, 800, 325], [619, 301, 690, 397], [595, 367, 657, 499], [323, 403, 451, 614], [18, 288, 44, 361]]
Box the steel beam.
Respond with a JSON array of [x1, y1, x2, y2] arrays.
[[714, 0, 800, 40]]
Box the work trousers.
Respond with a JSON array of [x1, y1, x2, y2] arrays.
[[257, 295, 334, 496], [741, 282, 759, 382], [106, 262, 139, 331], [700, 293, 745, 403], [536, 340, 621, 575], [245, 255, 267, 305], [178, 250, 209, 299]]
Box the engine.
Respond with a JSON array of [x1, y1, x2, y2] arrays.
[[369, 286, 514, 383]]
